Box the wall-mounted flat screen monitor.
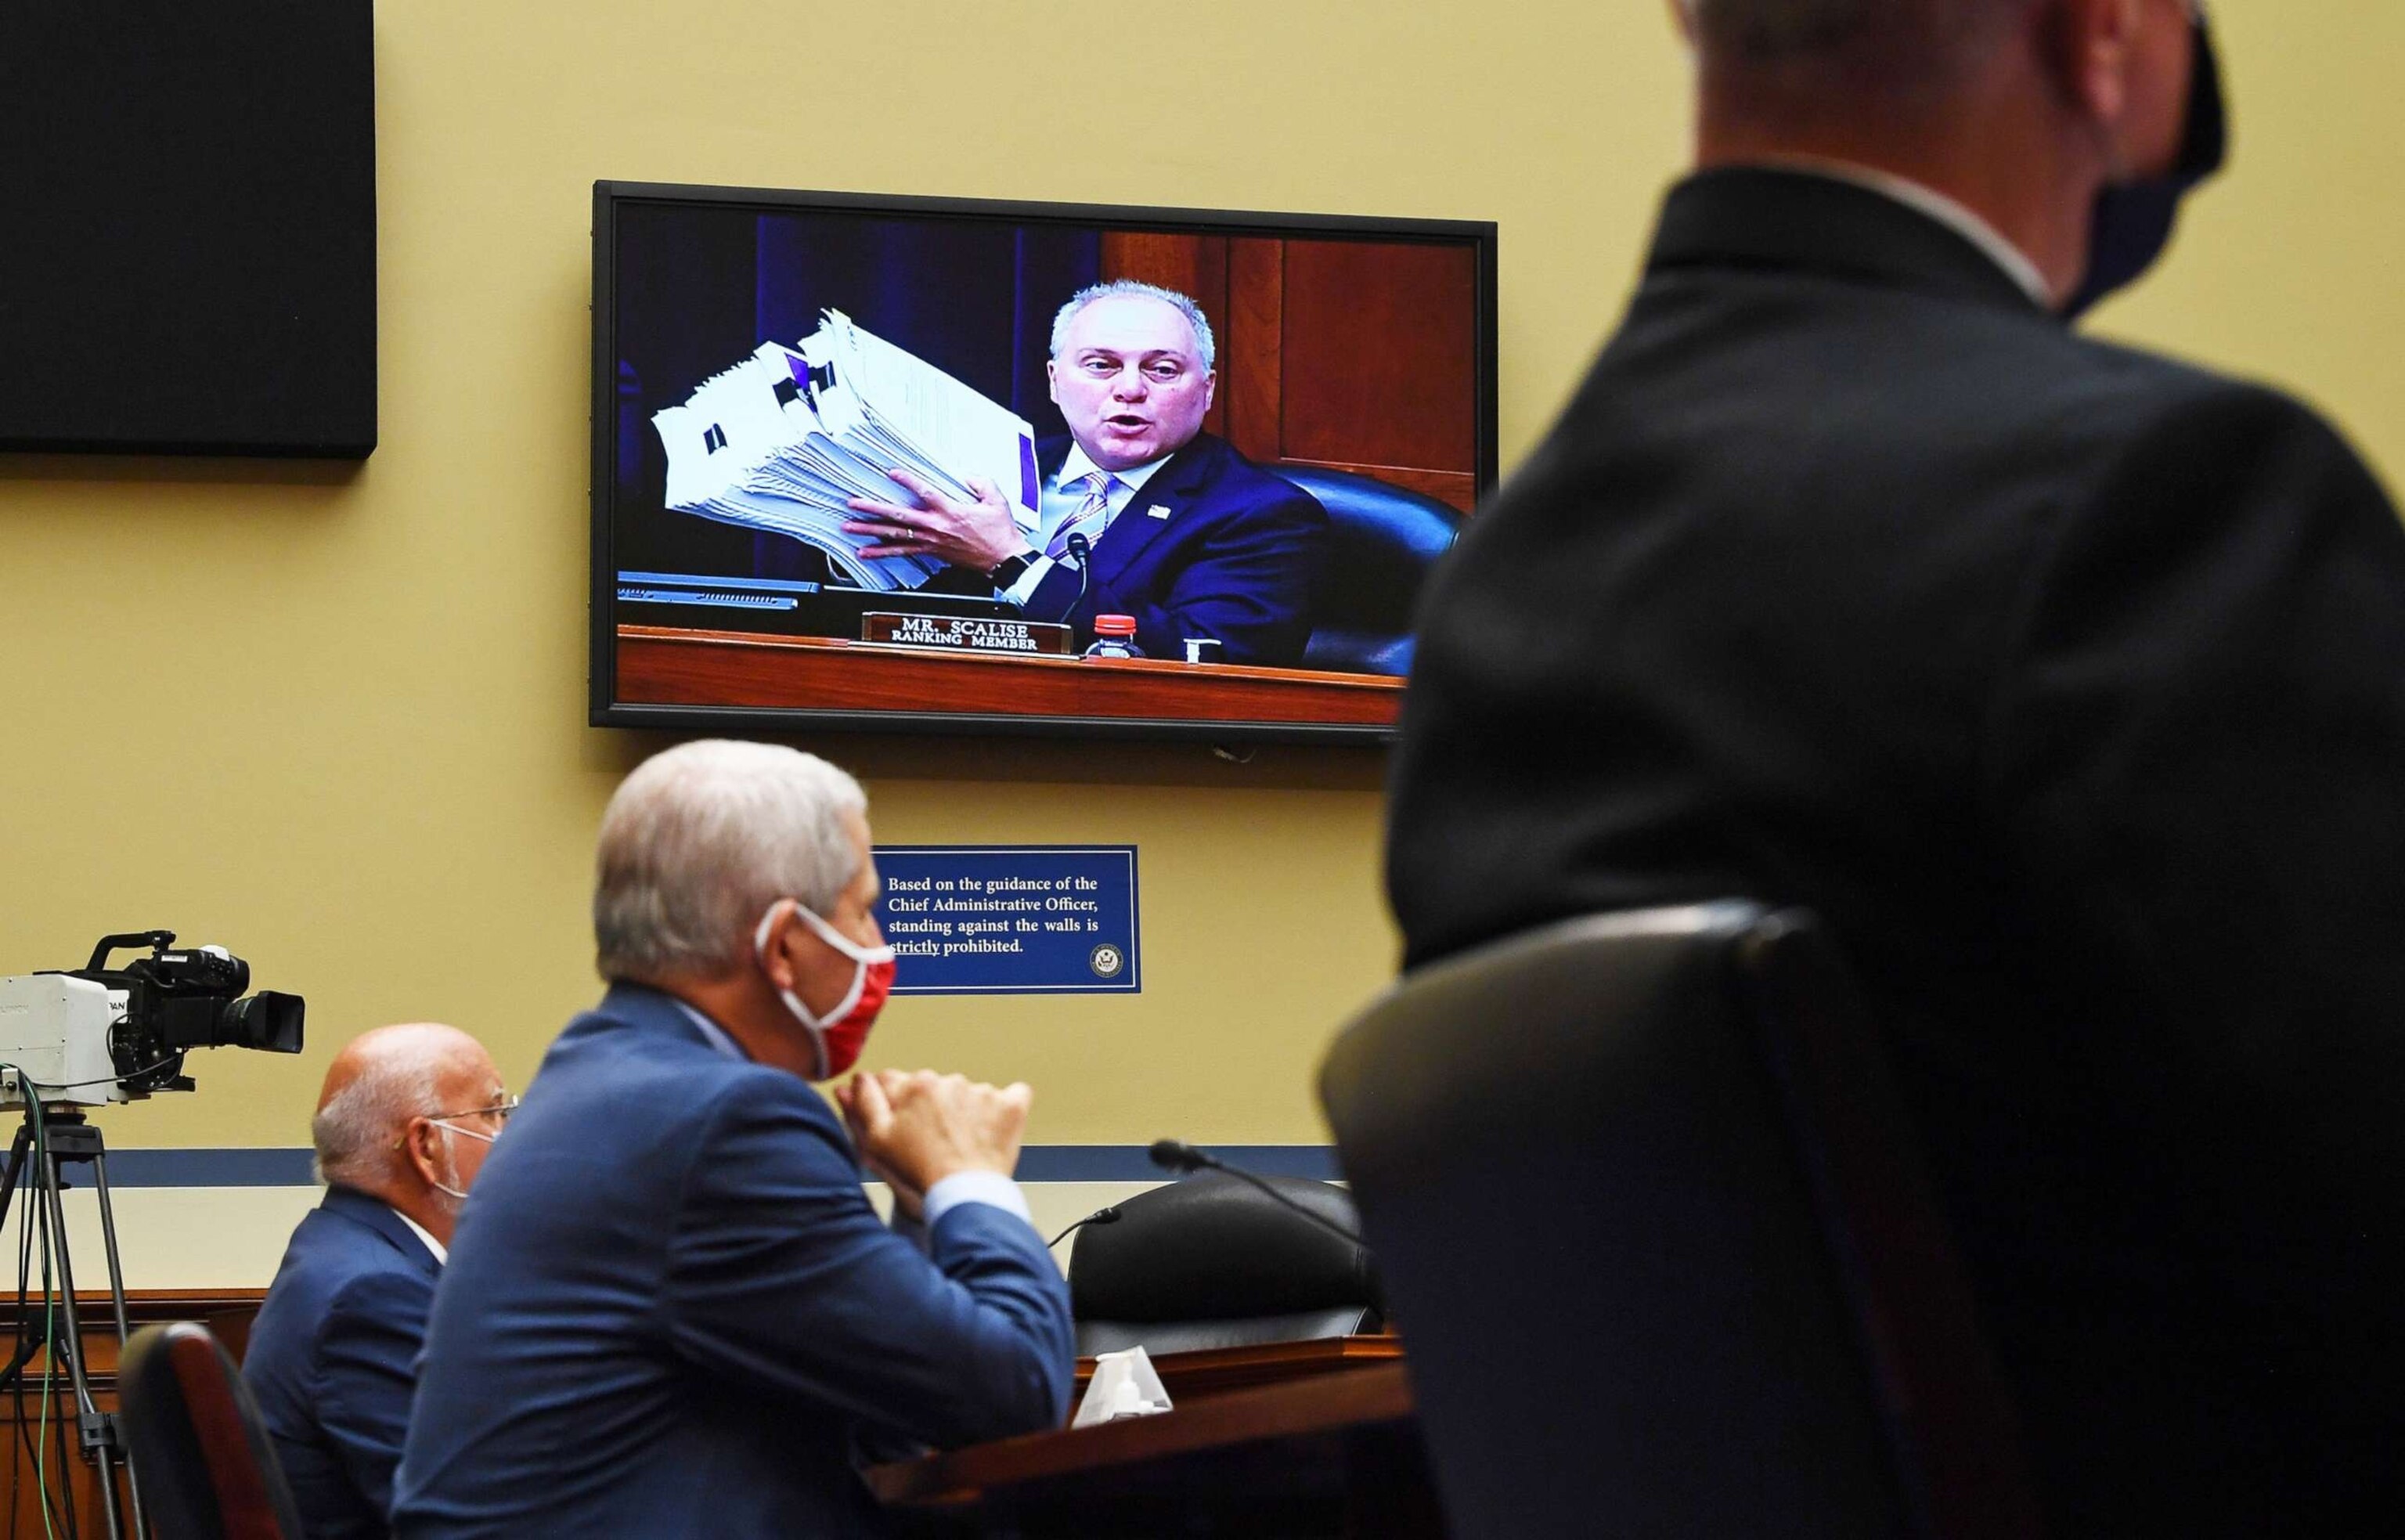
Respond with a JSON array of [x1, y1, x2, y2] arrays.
[[590, 182, 1496, 743]]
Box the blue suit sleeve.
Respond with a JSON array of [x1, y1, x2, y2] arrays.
[[311, 1268, 435, 1521], [662, 1074, 1076, 1448]]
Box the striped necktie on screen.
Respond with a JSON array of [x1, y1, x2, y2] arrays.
[[1044, 471, 1121, 561]]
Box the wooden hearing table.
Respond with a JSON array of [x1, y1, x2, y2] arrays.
[[615, 626, 1407, 730], [869, 1339, 1440, 1538]]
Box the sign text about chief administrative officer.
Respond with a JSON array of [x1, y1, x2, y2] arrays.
[[875, 846, 1139, 994]]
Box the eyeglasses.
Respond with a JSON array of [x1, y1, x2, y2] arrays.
[[393, 1093, 520, 1149], [432, 1093, 520, 1127]]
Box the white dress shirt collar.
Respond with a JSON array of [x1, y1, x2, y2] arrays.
[[394, 1207, 448, 1266], [1765, 158, 2053, 308], [1057, 443, 1173, 500]]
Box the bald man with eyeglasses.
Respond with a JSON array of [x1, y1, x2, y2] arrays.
[[244, 1023, 514, 1540]]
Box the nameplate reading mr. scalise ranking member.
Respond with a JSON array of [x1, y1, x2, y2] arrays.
[[863, 612, 1074, 655]]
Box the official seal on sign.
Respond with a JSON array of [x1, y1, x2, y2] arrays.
[[1087, 943, 1125, 979]]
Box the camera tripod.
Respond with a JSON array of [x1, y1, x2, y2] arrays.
[[0, 1095, 153, 1540]]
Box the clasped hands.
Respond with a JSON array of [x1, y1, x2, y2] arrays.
[[835, 1068, 1033, 1220], [844, 468, 1030, 572]]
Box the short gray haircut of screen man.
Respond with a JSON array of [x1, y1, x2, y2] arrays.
[[1050, 280, 1217, 374], [1682, 0, 2027, 62], [593, 739, 869, 981]]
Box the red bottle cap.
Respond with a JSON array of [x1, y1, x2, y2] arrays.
[[1094, 614, 1138, 637]]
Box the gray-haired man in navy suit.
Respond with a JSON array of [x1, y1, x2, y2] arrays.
[[844, 280, 1330, 666], [393, 741, 1072, 1538]]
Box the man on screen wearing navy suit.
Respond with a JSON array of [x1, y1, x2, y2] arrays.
[[844, 280, 1330, 667], [391, 740, 1073, 1539], [244, 1022, 510, 1540]]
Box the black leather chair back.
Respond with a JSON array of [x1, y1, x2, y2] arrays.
[[1319, 903, 2040, 1540], [1069, 1171, 1381, 1357], [1275, 463, 1461, 676], [120, 1321, 305, 1540]]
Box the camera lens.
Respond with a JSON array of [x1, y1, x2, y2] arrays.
[[219, 991, 305, 1054]]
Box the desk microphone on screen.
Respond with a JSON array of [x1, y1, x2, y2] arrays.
[[1148, 1139, 1365, 1247], [1064, 532, 1093, 619]]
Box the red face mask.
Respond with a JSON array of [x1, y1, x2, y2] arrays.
[[754, 901, 898, 1080]]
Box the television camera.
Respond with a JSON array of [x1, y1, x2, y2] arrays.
[[0, 930, 303, 1108], [0, 932, 301, 1538]]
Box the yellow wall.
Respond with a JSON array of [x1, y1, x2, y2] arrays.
[[2, 2, 2396, 1191]]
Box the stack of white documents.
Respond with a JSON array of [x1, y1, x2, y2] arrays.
[[652, 311, 1040, 592]]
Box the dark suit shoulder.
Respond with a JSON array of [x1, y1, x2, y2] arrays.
[[543, 1006, 854, 1180], [687, 1049, 848, 1137], [1980, 351, 2405, 753], [262, 1198, 429, 1297], [539, 990, 772, 1093], [1219, 456, 1328, 524], [1984, 337, 2397, 575], [1395, 263, 2400, 971], [1176, 434, 1326, 525], [1554, 261, 2365, 543], [323, 1258, 435, 1317], [2097, 358, 2390, 515], [2045, 326, 2348, 446]]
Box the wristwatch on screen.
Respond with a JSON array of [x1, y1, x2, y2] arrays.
[[986, 550, 1038, 589]]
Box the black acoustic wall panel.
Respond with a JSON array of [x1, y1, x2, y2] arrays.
[[0, 2, 377, 457]]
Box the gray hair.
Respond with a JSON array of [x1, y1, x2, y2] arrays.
[[593, 739, 868, 981], [1049, 280, 1217, 374], [1682, 0, 2025, 63], [314, 1058, 440, 1187]]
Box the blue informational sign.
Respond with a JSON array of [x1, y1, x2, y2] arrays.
[[874, 845, 1139, 995]]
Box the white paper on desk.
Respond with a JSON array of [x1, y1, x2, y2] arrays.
[[1071, 1346, 1174, 1428]]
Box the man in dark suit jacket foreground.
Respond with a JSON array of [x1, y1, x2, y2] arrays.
[[1388, 1, 2405, 1531], [843, 280, 1330, 666], [392, 741, 1073, 1538], [245, 1023, 509, 1540]]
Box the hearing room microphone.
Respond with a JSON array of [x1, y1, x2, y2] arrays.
[[1147, 1138, 1365, 1246]]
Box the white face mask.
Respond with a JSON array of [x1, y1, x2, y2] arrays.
[[426, 1118, 496, 1201], [753, 900, 898, 1080]]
